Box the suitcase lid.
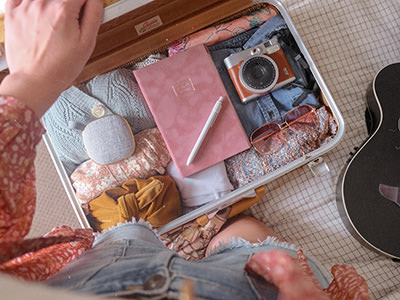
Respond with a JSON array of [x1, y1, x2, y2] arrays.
[[76, 0, 255, 84]]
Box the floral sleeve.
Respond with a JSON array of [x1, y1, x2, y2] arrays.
[[0, 96, 44, 240], [0, 96, 93, 281]]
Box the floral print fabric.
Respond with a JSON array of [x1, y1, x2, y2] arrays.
[[71, 127, 171, 212], [225, 106, 338, 188], [0, 96, 93, 281], [168, 6, 278, 56]]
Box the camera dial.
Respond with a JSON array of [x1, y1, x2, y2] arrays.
[[250, 47, 262, 55]]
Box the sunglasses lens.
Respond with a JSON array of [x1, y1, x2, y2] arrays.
[[285, 105, 313, 123], [289, 107, 319, 131], [251, 123, 280, 142], [252, 133, 280, 153], [251, 123, 280, 154]]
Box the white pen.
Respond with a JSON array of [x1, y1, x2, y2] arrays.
[[186, 96, 224, 165]]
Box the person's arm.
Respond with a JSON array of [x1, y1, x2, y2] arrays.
[[0, 0, 103, 240], [0, 0, 103, 118]]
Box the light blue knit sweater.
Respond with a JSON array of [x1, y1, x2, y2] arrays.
[[43, 68, 156, 176]]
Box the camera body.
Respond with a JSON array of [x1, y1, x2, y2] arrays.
[[224, 38, 296, 103]]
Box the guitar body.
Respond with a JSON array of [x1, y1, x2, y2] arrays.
[[336, 62, 400, 260]]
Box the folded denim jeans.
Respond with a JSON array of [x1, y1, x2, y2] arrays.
[[243, 14, 288, 49]]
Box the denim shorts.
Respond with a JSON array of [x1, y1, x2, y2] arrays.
[[46, 223, 329, 299]]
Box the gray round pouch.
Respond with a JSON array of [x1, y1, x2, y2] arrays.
[[82, 114, 136, 165]]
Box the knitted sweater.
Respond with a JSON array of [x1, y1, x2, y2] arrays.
[[42, 68, 156, 175]]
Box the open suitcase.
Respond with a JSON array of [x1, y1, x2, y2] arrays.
[[42, 0, 345, 236]]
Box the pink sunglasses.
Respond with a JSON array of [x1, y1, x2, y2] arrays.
[[250, 105, 318, 154]]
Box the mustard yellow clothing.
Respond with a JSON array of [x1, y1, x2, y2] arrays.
[[89, 175, 182, 231]]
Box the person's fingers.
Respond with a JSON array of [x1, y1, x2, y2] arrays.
[[5, 0, 24, 12], [246, 250, 330, 300], [246, 250, 293, 284], [79, 0, 103, 46]]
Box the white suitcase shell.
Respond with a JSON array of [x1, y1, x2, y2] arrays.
[[43, 0, 344, 234]]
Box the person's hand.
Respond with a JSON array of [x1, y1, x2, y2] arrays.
[[245, 250, 329, 300], [0, 0, 103, 117]]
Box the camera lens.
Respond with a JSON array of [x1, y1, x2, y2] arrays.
[[240, 56, 277, 91]]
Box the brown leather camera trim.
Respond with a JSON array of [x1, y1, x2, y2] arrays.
[[226, 42, 296, 103]]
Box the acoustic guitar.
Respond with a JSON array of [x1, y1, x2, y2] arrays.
[[336, 62, 400, 260]]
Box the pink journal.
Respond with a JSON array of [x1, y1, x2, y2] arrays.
[[133, 44, 250, 178]]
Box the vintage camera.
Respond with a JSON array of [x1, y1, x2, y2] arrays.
[[224, 38, 296, 103]]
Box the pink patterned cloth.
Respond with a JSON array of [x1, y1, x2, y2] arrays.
[[0, 226, 94, 281], [225, 107, 338, 188], [161, 210, 229, 261], [0, 96, 93, 281], [168, 6, 278, 56], [325, 265, 370, 299], [294, 250, 370, 299], [70, 127, 171, 212]]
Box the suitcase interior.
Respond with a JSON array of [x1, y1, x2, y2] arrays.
[[42, 0, 345, 234]]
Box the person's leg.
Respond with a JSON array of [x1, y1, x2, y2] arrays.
[[206, 215, 280, 254], [204, 216, 331, 292], [46, 222, 274, 300]]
